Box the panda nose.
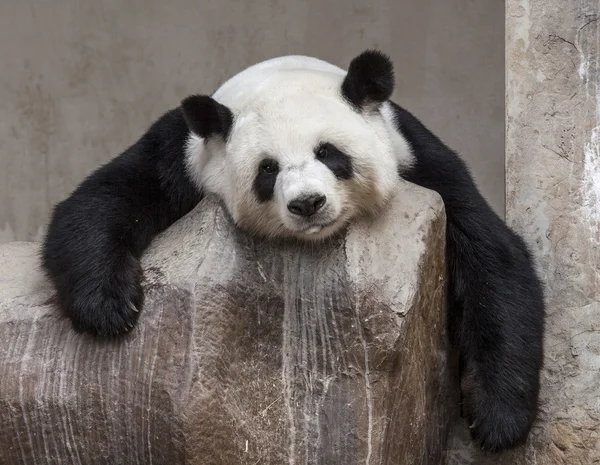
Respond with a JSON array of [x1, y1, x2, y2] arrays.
[[287, 195, 327, 217]]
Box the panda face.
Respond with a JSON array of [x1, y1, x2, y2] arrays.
[[183, 52, 413, 241]]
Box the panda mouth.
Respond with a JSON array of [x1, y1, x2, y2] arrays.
[[305, 225, 324, 234], [297, 209, 350, 237], [302, 220, 336, 235]]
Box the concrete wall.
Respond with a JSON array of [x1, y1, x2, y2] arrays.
[[0, 0, 505, 243]]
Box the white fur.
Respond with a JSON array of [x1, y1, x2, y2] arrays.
[[185, 55, 416, 241]]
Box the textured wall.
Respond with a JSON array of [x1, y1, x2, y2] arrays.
[[446, 0, 600, 463], [0, 0, 504, 243]]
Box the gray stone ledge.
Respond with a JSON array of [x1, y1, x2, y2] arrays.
[[0, 184, 457, 465]]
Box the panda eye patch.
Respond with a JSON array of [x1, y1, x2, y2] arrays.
[[254, 157, 279, 202], [315, 143, 353, 180]]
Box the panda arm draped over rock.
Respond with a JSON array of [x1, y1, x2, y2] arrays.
[[41, 50, 545, 452]]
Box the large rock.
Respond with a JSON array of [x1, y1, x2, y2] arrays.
[[0, 185, 455, 465], [446, 0, 600, 463]]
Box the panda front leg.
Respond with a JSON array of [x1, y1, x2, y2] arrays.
[[40, 108, 203, 336], [42, 190, 150, 336], [41, 96, 230, 337], [390, 102, 545, 452]]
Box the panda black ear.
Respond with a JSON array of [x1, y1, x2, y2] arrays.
[[341, 50, 395, 111], [180, 94, 234, 140]]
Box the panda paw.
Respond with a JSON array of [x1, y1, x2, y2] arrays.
[[59, 258, 145, 337], [460, 367, 537, 452], [68, 286, 143, 337]]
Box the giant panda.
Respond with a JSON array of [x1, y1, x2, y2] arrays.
[[40, 50, 545, 453]]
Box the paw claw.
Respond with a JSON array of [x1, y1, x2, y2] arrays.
[[63, 268, 144, 337], [462, 387, 535, 452]]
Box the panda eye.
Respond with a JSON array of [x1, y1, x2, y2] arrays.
[[316, 145, 329, 159], [260, 159, 279, 175]]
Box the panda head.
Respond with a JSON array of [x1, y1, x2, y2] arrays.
[[181, 50, 412, 241]]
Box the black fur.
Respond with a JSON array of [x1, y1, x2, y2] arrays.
[[40, 53, 545, 454], [253, 158, 279, 202], [341, 49, 395, 110], [316, 142, 354, 180], [181, 94, 234, 140], [41, 108, 202, 336], [390, 102, 545, 452]]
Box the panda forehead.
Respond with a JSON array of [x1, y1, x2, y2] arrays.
[[243, 92, 356, 137], [224, 75, 374, 154], [227, 97, 368, 168]]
